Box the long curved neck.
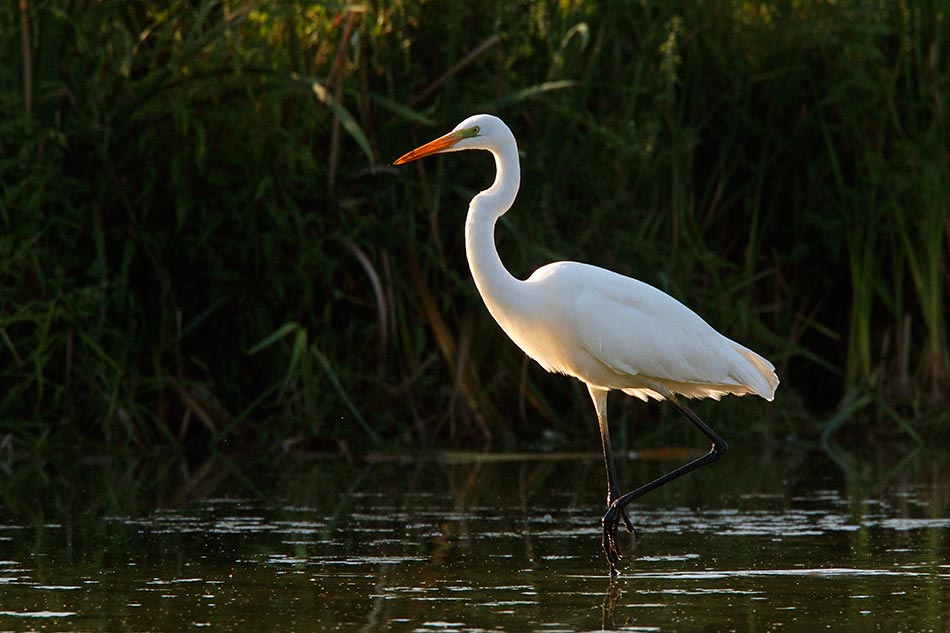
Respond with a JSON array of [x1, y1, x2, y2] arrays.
[[464, 136, 523, 312]]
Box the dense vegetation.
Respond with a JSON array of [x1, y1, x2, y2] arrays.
[[2, 0, 947, 454]]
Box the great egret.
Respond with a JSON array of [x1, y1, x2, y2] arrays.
[[394, 114, 778, 575]]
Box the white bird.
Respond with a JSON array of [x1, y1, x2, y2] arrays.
[[393, 114, 778, 575]]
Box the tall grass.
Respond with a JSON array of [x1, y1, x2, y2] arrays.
[[1, 0, 947, 454]]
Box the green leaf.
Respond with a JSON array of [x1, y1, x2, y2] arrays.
[[309, 79, 374, 163]]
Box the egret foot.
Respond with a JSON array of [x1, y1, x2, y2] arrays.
[[601, 502, 626, 575], [620, 509, 638, 538]]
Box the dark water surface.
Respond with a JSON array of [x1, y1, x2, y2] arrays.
[[0, 443, 947, 631]]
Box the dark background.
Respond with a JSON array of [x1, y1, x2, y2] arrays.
[[1, 0, 947, 456]]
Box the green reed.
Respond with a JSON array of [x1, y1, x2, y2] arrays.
[[0, 0, 947, 454]]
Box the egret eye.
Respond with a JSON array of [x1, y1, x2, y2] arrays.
[[471, 125, 480, 135]]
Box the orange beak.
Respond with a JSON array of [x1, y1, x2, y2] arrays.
[[392, 129, 468, 165]]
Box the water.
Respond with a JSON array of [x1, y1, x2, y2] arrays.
[[0, 445, 947, 631]]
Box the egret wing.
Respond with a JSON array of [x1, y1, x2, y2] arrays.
[[563, 264, 774, 398]]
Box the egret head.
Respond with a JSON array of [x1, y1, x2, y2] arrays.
[[393, 114, 509, 165]]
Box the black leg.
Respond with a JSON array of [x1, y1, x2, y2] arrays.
[[602, 396, 728, 575], [589, 387, 635, 534]]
